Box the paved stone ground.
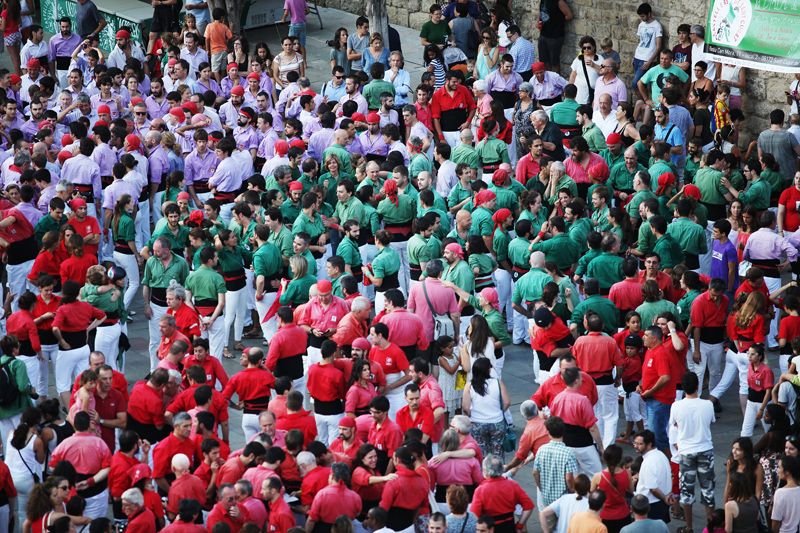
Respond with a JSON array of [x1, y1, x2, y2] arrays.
[[4, 7, 777, 530]]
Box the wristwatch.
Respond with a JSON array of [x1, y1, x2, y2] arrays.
[[98, 418, 104, 427]]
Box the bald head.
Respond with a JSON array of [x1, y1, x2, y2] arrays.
[[145, 131, 162, 147], [334, 130, 349, 145], [460, 129, 473, 142], [32, 142, 48, 155], [171, 453, 191, 473], [530, 251, 545, 269]]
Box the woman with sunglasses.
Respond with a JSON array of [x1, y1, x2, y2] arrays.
[[474, 29, 500, 80], [568, 36, 602, 105], [24, 476, 88, 533]]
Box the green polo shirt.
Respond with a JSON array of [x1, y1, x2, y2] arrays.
[[676, 289, 701, 327], [574, 248, 601, 278], [317, 172, 351, 206], [567, 218, 593, 255], [476, 136, 510, 166], [80, 284, 125, 318], [591, 205, 611, 233], [684, 157, 700, 184], [400, 183, 419, 203], [288, 250, 317, 277], [518, 209, 547, 235], [35, 214, 66, 246], [362, 79, 395, 110], [111, 213, 135, 245], [186, 265, 226, 302], [321, 144, 352, 174], [330, 273, 345, 298], [253, 241, 281, 279], [601, 149, 624, 171], [377, 195, 416, 224], [512, 268, 550, 305], [264, 175, 288, 195], [637, 218, 656, 254], [292, 211, 326, 242], [693, 167, 727, 206], [667, 217, 708, 256], [468, 295, 511, 345], [636, 299, 679, 331], [280, 274, 317, 306], [142, 252, 189, 289], [409, 153, 433, 180], [490, 186, 519, 213], [761, 168, 784, 195], [281, 200, 301, 225], [571, 295, 618, 335], [648, 160, 674, 191], [363, 204, 381, 234], [428, 235, 442, 259], [337, 236, 362, 272], [493, 228, 511, 264], [531, 233, 580, 272], [633, 141, 650, 168], [609, 163, 644, 193], [418, 206, 451, 239], [218, 245, 250, 274], [446, 229, 467, 248], [372, 246, 401, 281], [418, 189, 448, 214], [469, 253, 496, 288], [451, 143, 480, 170], [147, 224, 189, 254], [652, 234, 684, 269], [334, 196, 365, 226], [550, 99, 579, 126], [586, 252, 624, 291], [443, 259, 474, 294], [470, 206, 494, 237], [447, 182, 472, 211], [508, 237, 531, 269], [582, 123, 607, 152], [545, 175, 578, 204], [738, 178, 771, 210], [269, 225, 294, 261], [626, 189, 656, 220], [408, 234, 432, 267]]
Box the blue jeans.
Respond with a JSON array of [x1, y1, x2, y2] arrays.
[[646, 399, 670, 451], [289, 23, 307, 46], [631, 58, 647, 95]]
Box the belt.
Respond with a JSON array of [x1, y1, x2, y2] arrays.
[[214, 191, 237, 203], [482, 163, 500, 172]]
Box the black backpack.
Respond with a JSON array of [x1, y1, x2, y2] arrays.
[[0, 359, 20, 407]]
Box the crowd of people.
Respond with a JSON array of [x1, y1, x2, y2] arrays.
[[0, 0, 800, 531]]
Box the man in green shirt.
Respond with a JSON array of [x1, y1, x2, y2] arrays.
[[721, 161, 771, 211], [530, 217, 580, 273], [648, 142, 675, 191], [570, 278, 618, 336], [667, 198, 708, 270], [265, 207, 294, 269], [407, 216, 435, 282], [280, 182, 303, 227], [416, 172, 448, 214], [142, 236, 190, 368], [331, 179, 365, 232], [289, 232, 317, 277], [600, 133, 625, 170], [264, 164, 292, 196], [143, 203, 189, 257], [251, 224, 282, 338], [574, 231, 602, 282], [325, 256, 348, 298], [636, 49, 689, 122], [565, 201, 593, 255], [321, 130, 353, 175], [408, 138, 433, 182], [511, 251, 550, 344], [420, 5, 450, 46], [443, 242, 475, 297], [337, 220, 363, 282], [448, 163, 475, 214], [35, 197, 66, 246], [475, 119, 510, 181], [365, 230, 402, 314], [451, 129, 480, 172], [626, 171, 656, 221], [630, 198, 660, 258], [489, 170, 519, 214], [447, 209, 471, 247], [549, 84, 580, 127], [492, 208, 514, 331], [650, 215, 684, 271], [469, 189, 497, 251], [609, 147, 646, 203], [692, 150, 728, 220], [586, 234, 624, 294], [576, 105, 607, 153], [362, 63, 395, 110]]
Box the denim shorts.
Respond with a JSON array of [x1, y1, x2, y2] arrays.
[[288, 23, 307, 46]]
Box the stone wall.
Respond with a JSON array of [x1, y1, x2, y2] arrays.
[[317, 0, 794, 140]]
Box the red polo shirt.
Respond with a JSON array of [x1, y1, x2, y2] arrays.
[[126, 507, 156, 533], [67, 215, 100, 257], [300, 465, 332, 506], [207, 502, 250, 532], [94, 388, 126, 453], [379, 465, 430, 511], [267, 497, 296, 532], [368, 342, 409, 375], [307, 362, 345, 402], [59, 254, 99, 286], [157, 330, 192, 361], [395, 404, 435, 440], [167, 303, 201, 339], [275, 411, 318, 444], [572, 332, 624, 378], [152, 433, 196, 479], [182, 354, 229, 389], [531, 371, 598, 409], [329, 437, 362, 467], [222, 366, 275, 410], [690, 291, 729, 329], [167, 383, 230, 424], [309, 483, 362, 523], [609, 278, 644, 312], [127, 381, 165, 427], [167, 473, 207, 515], [641, 344, 674, 405], [52, 300, 104, 332], [265, 323, 308, 371], [550, 388, 597, 429], [216, 456, 247, 487], [368, 418, 403, 458], [72, 370, 129, 403], [431, 85, 476, 121], [194, 433, 230, 460], [727, 313, 766, 353], [109, 451, 140, 498], [470, 477, 534, 526]]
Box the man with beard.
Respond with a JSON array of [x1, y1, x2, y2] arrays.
[[233, 108, 260, 158], [336, 74, 368, 116], [106, 28, 145, 71], [431, 71, 476, 148], [20, 99, 45, 142], [49, 17, 83, 86], [145, 78, 169, 120]]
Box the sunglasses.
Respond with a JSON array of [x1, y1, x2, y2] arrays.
[[335, 75, 343, 79], [582, 46, 594, 50], [135, 111, 146, 116]]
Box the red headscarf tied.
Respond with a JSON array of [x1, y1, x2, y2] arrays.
[[475, 189, 496, 207], [491, 169, 509, 186], [480, 287, 500, 310], [589, 162, 610, 182], [492, 208, 512, 231], [383, 178, 399, 207], [657, 172, 676, 196]]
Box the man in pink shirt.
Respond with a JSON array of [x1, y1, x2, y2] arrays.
[[380, 289, 430, 361], [299, 279, 350, 363], [235, 479, 268, 528], [409, 358, 446, 447], [407, 260, 460, 345]]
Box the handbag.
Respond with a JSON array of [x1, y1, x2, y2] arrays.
[[455, 370, 467, 391], [423, 281, 455, 339], [17, 443, 41, 484], [580, 55, 595, 104], [497, 379, 517, 453]]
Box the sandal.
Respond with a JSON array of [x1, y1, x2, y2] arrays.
[[671, 508, 685, 521], [222, 348, 235, 359]]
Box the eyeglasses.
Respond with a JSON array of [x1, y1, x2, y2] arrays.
[[582, 46, 594, 50]]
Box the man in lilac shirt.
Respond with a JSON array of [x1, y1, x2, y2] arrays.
[[593, 57, 627, 111], [145, 131, 170, 223], [16, 185, 44, 227], [209, 137, 243, 224], [406, 259, 461, 344], [90, 126, 117, 180], [48, 17, 82, 87], [20, 100, 46, 142], [219, 86, 245, 133], [256, 114, 280, 162], [233, 108, 260, 158], [358, 114, 389, 161], [145, 78, 169, 120], [60, 138, 102, 218], [710, 219, 738, 296], [485, 55, 523, 112], [307, 113, 336, 163], [185, 129, 219, 208]]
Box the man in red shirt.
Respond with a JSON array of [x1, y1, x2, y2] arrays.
[[504, 400, 550, 475], [266, 306, 309, 395], [222, 346, 275, 441], [637, 326, 674, 453], [470, 455, 534, 532], [395, 383, 435, 444], [688, 278, 729, 404], [182, 338, 229, 390], [549, 367, 604, 476], [206, 484, 251, 532], [532, 354, 598, 410], [328, 416, 362, 466], [263, 477, 296, 532], [609, 258, 644, 318], [152, 412, 197, 493], [257, 410, 287, 448], [276, 390, 318, 444], [306, 463, 363, 531], [367, 395, 403, 474], [109, 430, 150, 519], [156, 314, 192, 361], [127, 368, 170, 445], [50, 411, 112, 519], [369, 322, 411, 418], [409, 358, 446, 445], [121, 488, 156, 533], [299, 279, 350, 363], [71, 351, 129, 402], [161, 500, 206, 532], [92, 365, 127, 453], [166, 453, 207, 521], [572, 312, 624, 449], [307, 339, 346, 445], [379, 290, 430, 361], [431, 70, 477, 146], [298, 451, 332, 509], [167, 364, 230, 442], [331, 296, 371, 355], [216, 441, 266, 487]]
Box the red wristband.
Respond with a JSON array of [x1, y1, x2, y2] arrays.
[[537, 231, 546, 239]]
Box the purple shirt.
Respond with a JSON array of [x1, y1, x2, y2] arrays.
[[20, 119, 39, 142], [307, 128, 335, 162], [61, 154, 102, 199], [220, 76, 245, 99], [485, 70, 523, 93], [145, 95, 170, 120], [16, 201, 43, 227], [38, 185, 56, 213], [89, 94, 120, 119], [593, 75, 627, 110], [711, 239, 738, 287], [194, 78, 222, 97], [743, 227, 798, 262], [218, 101, 241, 130], [184, 148, 218, 187], [358, 131, 388, 158], [49, 32, 82, 61], [257, 128, 280, 159], [209, 156, 241, 192], [102, 179, 134, 211], [91, 142, 117, 177], [337, 94, 368, 117], [233, 125, 260, 152], [148, 145, 170, 186], [532, 71, 568, 101], [283, 0, 307, 23]]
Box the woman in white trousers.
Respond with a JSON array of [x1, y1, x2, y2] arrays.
[[216, 230, 249, 358], [6, 409, 45, 532], [110, 194, 142, 311], [741, 344, 774, 437]]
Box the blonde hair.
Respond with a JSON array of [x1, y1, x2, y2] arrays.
[[161, 131, 181, 156], [735, 291, 765, 328], [289, 255, 308, 280]]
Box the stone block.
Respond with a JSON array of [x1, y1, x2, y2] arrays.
[[408, 12, 429, 30]]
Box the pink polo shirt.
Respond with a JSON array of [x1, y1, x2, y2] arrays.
[[407, 278, 459, 341]]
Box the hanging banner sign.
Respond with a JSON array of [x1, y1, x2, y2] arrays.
[[705, 0, 800, 73]]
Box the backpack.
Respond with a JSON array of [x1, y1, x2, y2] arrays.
[[0, 359, 20, 407]]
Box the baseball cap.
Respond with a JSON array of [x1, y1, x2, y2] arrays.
[[115, 29, 131, 39], [533, 307, 554, 327]]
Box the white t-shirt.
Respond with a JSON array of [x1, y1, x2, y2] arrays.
[[777, 381, 797, 424], [635, 19, 663, 61], [547, 493, 590, 533], [772, 486, 800, 533], [668, 397, 715, 456], [570, 56, 602, 105], [636, 449, 672, 504], [691, 42, 717, 81]]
